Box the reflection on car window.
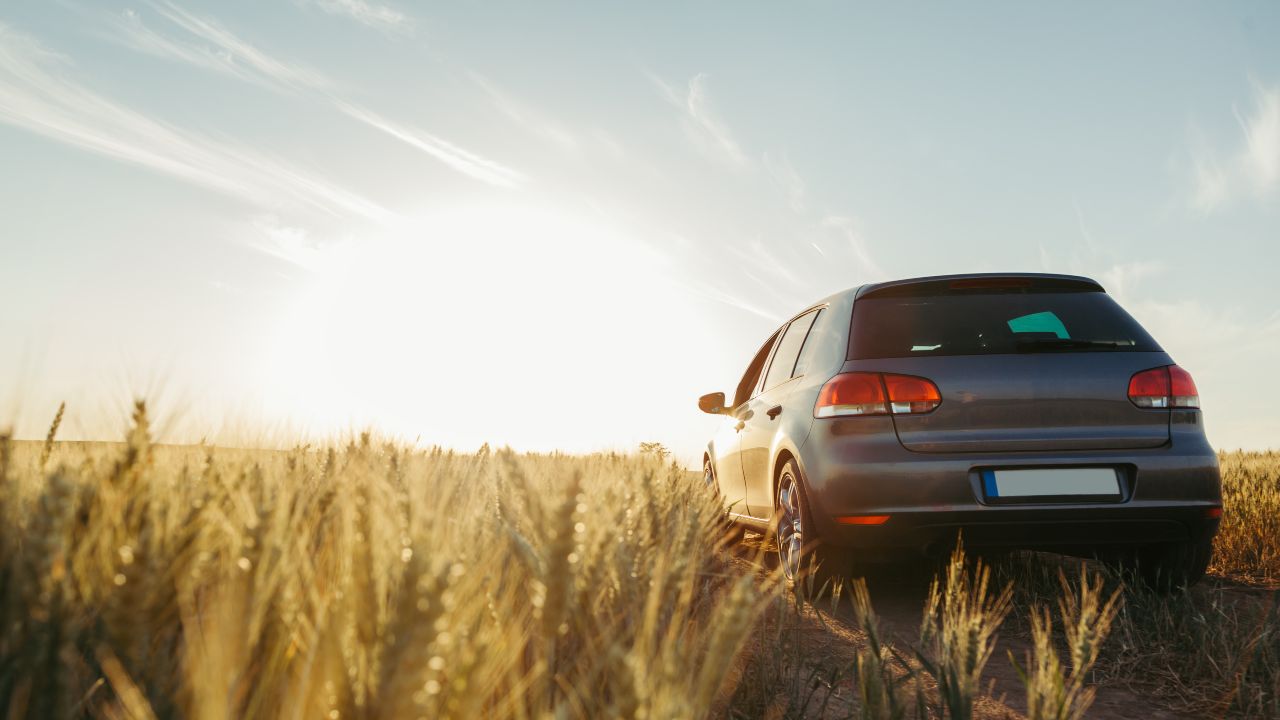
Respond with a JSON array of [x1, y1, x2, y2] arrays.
[[763, 310, 819, 392], [734, 331, 780, 407], [1007, 311, 1069, 339], [791, 309, 825, 378]]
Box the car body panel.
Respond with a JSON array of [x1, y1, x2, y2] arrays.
[[798, 407, 1219, 554], [739, 382, 796, 516], [708, 411, 747, 513], [842, 353, 1173, 453]]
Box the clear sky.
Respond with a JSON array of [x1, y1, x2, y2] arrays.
[[1, 1, 1277, 461]]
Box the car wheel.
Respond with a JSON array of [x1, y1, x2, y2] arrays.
[[1138, 538, 1213, 592], [775, 459, 843, 591]]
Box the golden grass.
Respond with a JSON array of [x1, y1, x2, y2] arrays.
[[0, 403, 776, 718], [915, 545, 1013, 720], [1, 404, 1276, 719], [1212, 450, 1280, 583], [1009, 569, 1122, 720]]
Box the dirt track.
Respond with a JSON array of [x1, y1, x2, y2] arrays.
[[727, 531, 1198, 720]]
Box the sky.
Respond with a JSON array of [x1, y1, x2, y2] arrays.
[[1, 1, 1278, 462]]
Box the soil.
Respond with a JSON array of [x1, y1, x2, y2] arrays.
[[724, 531, 1202, 720]]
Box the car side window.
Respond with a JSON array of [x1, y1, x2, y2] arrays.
[[762, 309, 820, 392], [791, 308, 826, 378], [733, 331, 780, 408]]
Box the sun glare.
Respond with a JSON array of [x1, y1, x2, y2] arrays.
[[259, 201, 701, 452]]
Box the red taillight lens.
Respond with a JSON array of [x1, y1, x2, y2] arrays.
[[883, 374, 942, 414], [1128, 367, 1171, 408], [1169, 365, 1200, 408], [1128, 365, 1199, 409], [815, 373, 886, 417], [815, 373, 942, 417]]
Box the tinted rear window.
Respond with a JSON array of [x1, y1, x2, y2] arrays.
[[849, 292, 1161, 359]]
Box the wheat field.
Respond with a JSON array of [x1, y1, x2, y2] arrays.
[[0, 403, 1276, 718]]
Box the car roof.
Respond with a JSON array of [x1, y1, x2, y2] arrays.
[[788, 273, 1104, 327], [852, 272, 1104, 300]]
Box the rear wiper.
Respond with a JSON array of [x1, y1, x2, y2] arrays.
[[1015, 338, 1126, 352]]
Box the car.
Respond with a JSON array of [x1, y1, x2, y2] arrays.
[[698, 272, 1222, 590]]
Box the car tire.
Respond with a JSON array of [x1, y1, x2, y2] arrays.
[[775, 459, 846, 593], [1138, 538, 1213, 592]]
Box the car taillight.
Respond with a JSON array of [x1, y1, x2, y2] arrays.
[[1128, 365, 1200, 409], [1127, 367, 1170, 408], [1168, 365, 1200, 408], [883, 373, 943, 414], [815, 373, 941, 418], [815, 373, 887, 417]]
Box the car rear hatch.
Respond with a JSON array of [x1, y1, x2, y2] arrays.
[[846, 274, 1172, 453]]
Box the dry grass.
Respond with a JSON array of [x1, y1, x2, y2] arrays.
[[1, 405, 1277, 719], [1009, 569, 1121, 720], [1212, 450, 1280, 584], [0, 403, 778, 718], [915, 545, 1013, 720]]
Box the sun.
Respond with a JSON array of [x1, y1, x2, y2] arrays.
[[257, 200, 701, 452]]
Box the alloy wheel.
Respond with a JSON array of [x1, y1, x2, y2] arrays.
[[777, 471, 803, 582]]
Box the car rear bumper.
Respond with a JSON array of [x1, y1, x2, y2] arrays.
[[797, 413, 1222, 555], [817, 504, 1220, 557]]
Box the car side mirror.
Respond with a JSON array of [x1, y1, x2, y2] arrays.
[[698, 392, 727, 415]]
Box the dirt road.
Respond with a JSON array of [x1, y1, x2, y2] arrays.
[[726, 531, 1198, 720]]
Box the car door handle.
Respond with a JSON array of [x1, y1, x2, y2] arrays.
[[767, 405, 783, 420]]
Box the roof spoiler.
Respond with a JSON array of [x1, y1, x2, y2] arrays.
[[857, 273, 1104, 300]]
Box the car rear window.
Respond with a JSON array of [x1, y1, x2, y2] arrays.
[[848, 291, 1161, 359]]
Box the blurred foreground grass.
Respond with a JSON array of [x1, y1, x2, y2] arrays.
[[0, 403, 772, 718]]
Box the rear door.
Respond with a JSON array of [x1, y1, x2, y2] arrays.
[[846, 283, 1172, 452], [741, 309, 821, 517]]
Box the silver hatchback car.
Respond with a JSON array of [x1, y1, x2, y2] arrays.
[[699, 273, 1222, 589]]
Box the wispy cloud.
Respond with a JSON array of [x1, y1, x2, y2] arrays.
[[649, 71, 747, 167], [336, 102, 526, 188], [822, 215, 886, 281], [0, 23, 391, 220], [469, 71, 578, 152], [1240, 82, 1280, 191], [294, 0, 412, 35], [105, 3, 525, 188], [248, 215, 351, 272], [763, 151, 806, 213], [645, 70, 887, 317], [111, 2, 327, 92], [677, 280, 782, 322], [1188, 80, 1280, 212]]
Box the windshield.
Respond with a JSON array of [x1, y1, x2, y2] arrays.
[[848, 291, 1161, 359]]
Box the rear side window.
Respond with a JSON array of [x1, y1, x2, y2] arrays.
[[791, 309, 826, 378], [849, 292, 1160, 359], [734, 331, 780, 407], [763, 309, 820, 391]]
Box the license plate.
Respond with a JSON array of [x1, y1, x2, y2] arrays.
[[982, 468, 1120, 500]]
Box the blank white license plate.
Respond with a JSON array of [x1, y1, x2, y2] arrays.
[[982, 468, 1120, 499]]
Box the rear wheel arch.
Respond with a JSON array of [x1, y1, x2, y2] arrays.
[[772, 449, 798, 508]]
